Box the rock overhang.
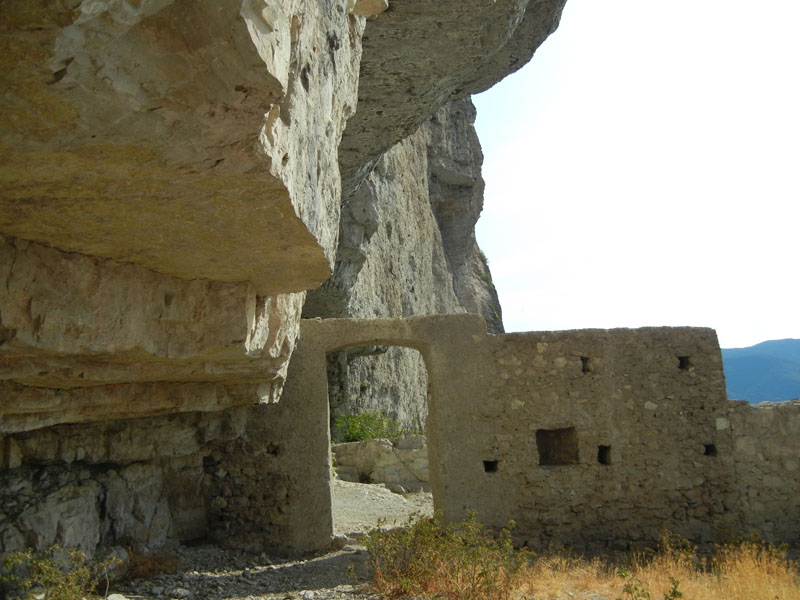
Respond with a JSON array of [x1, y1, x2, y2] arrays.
[[0, 0, 569, 431], [0, 0, 365, 295], [339, 0, 568, 194], [1, 0, 568, 295]]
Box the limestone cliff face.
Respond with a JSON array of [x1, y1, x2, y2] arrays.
[[339, 0, 567, 194], [304, 97, 503, 432], [0, 0, 566, 557], [1, 0, 365, 431]]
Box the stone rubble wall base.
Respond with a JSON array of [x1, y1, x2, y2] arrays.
[[0, 387, 329, 557], [332, 435, 429, 493]]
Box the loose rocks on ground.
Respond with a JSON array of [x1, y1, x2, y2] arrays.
[[111, 480, 433, 600]]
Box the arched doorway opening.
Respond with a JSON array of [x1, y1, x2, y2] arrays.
[[326, 344, 433, 539]]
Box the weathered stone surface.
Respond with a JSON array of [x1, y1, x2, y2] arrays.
[[350, 0, 389, 18], [0, 235, 306, 431], [1, 0, 369, 432], [339, 0, 568, 193], [0, 0, 364, 293], [424, 99, 504, 333], [0, 381, 264, 434], [0, 399, 328, 556], [0, 236, 302, 368], [5, 408, 248, 465], [305, 98, 502, 431], [333, 435, 429, 492], [271, 316, 800, 551], [306, 121, 458, 431], [729, 399, 800, 542], [0, 409, 247, 554]]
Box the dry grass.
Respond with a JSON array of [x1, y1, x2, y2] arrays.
[[518, 537, 800, 600], [626, 539, 800, 600], [366, 519, 800, 600], [516, 554, 620, 599]]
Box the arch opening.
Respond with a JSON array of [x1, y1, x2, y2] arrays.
[[327, 344, 434, 538]]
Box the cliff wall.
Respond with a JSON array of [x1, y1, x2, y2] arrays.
[[305, 97, 502, 431], [0, 0, 566, 557]]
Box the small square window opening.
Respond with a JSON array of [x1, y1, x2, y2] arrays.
[[536, 427, 579, 466]]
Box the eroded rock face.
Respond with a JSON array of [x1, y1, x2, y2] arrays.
[[333, 435, 429, 492], [0, 235, 305, 432], [0, 0, 364, 293], [339, 0, 567, 194], [305, 98, 502, 431], [1, 0, 366, 555], [0, 0, 567, 557], [425, 99, 504, 333], [0, 409, 247, 556], [0, 0, 364, 429]]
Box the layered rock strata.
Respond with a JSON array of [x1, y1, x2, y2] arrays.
[[1, 0, 366, 432], [1, 0, 567, 558]]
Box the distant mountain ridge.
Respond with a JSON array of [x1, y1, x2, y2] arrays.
[[722, 339, 800, 403]]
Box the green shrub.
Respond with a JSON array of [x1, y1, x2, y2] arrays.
[[364, 512, 529, 600], [1, 545, 116, 600], [332, 411, 406, 442]]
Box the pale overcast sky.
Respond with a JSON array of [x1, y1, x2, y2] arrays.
[[473, 0, 800, 349]]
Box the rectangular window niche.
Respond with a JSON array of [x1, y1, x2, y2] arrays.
[[483, 460, 499, 473], [536, 427, 579, 466]]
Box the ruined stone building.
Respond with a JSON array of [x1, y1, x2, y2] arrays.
[[1, 0, 798, 558]]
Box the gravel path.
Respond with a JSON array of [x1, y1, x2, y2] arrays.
[[111, 480, 433, 600], [332, 479, 433, 538]]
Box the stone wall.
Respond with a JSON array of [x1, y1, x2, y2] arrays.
[[0, 396, 329, 556], [457, 328, 738, 550], [729, 399, 800, 542], [280, 316, 800, 552]]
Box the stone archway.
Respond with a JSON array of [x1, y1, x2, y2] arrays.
[[275, 314, 489, 551]]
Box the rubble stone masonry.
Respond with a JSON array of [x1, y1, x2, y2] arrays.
[[280, 315, 800, 552]]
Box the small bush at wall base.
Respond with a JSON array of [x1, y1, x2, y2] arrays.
[[1, 546, 117, 600], [365, 512, 529, 600], [332, 411, 406, 442]]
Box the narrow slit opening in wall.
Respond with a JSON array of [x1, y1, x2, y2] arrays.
[[325, 344, 431, 533], [597, 445, 611, 465], [483, 460, 499, 473], [536, 427, 579, 466], [678, 356, 692, 370], [704, 443, 717, 457], [581, 356, 592, 374]]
